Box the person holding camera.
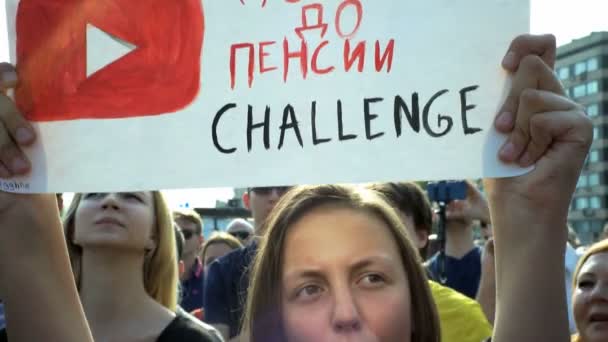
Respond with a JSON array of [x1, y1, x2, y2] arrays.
[[425, 181, 490, 299]]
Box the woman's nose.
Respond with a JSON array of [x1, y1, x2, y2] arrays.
[[590, 282, 608, 302], [332, 288, 362, 334], [99, 193, 121, 210]]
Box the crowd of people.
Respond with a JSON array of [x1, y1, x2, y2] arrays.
[[0, 33, 605, 342]]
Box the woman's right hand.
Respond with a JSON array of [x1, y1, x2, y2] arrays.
[[0, 63, 36, 178]]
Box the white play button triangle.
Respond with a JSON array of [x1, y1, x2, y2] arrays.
[[86, 24, 137, 78]]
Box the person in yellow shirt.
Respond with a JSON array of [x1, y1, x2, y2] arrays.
[[369, 182, 492, 342], [429, 280, 492, 341]]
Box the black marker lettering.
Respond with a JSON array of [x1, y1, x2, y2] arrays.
[[364, 97, 385, 140], [423, 89, 453, 138], [247, 105, 271, 152], [212, 103, 237, 154], [278, 104, 304, 149]]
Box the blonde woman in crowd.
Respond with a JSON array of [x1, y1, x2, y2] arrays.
[[201, 232, 243, 267], [571, 239, 608, 342]]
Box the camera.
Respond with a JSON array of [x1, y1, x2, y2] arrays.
[[426, 181, 467, 203]]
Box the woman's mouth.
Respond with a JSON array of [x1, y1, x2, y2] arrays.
[[94, 217, 125, 227]]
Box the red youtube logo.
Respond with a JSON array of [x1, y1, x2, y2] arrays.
[[15, 0, 204, 121]]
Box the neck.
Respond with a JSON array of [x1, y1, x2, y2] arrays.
[[254, 221, 263, 238], [79, 248, 152, 333], [181, 253, 198, 281], [445, 221, 475, 258]]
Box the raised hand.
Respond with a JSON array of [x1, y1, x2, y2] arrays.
[[445, 180, 490, 224], [486, 38, 592, 342], [0, 63, 36, 177]]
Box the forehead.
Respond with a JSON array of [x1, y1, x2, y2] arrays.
[[80, 191, 153, 198], [579, 252, 608, 275], [206, 242, 232, 253], [175, 217, 198, 228], [283, 206, 401, 261], [249, 191, 271, 200]]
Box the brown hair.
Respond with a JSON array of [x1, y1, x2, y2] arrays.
[[571, 239, 608, 342], [200, 231, 243, 261], [64, 192, 178, 311], [173, 209, 203, 235], [367, 182, 433, 258], [242, 184, 440, 342]]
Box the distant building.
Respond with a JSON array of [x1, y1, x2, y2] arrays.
[[557, 32, 608, 244], [197, 188, 251, 238]]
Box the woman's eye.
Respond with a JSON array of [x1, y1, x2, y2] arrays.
[[84, 193, 102, 199], [295, 285, 323, 301], [359, 274, 386, 287], [578, 280, 595, 289], [122, 193, 142, 201]]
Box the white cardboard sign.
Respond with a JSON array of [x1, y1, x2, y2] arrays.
[[3, 0, 529, 193]]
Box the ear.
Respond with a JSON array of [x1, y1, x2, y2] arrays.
[[178, 260, 185, 278], [145, 237, 157, 254], [415, 228, 429, 250], [243, 192, 251, 210], [70, 228, 81, 246]]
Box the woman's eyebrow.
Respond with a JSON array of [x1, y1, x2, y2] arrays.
[[284, 268, 325, 283], [350, 255, 394, 272]]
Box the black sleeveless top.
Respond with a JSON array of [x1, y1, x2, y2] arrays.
[[0, 311, 223, 342]]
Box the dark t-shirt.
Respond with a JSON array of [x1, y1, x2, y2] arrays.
[[203, 242, 257, 339], [0, 311, 223, 342], [180, 257, 206, 312], [425, 246, 482, 299]]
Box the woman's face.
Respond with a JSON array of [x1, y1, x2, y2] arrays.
[[281, 207, 412, 342], [204, 242, 234, 266], [573, 251, 608, 342], [72, 192, 156, 253]]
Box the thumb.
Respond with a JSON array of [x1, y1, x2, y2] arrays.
[[0, 63, 18, 92]]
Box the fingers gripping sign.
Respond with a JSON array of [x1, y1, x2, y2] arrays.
[[486, 55, 592, 220], [0, 64, 19, 92], [501, 34, 557, 73], [495, 34, 557, 138], [0, 64, 36, 178], [497, 54, 577, 168]]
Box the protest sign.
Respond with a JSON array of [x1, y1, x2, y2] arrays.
[[3, 0, 530, 192]]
